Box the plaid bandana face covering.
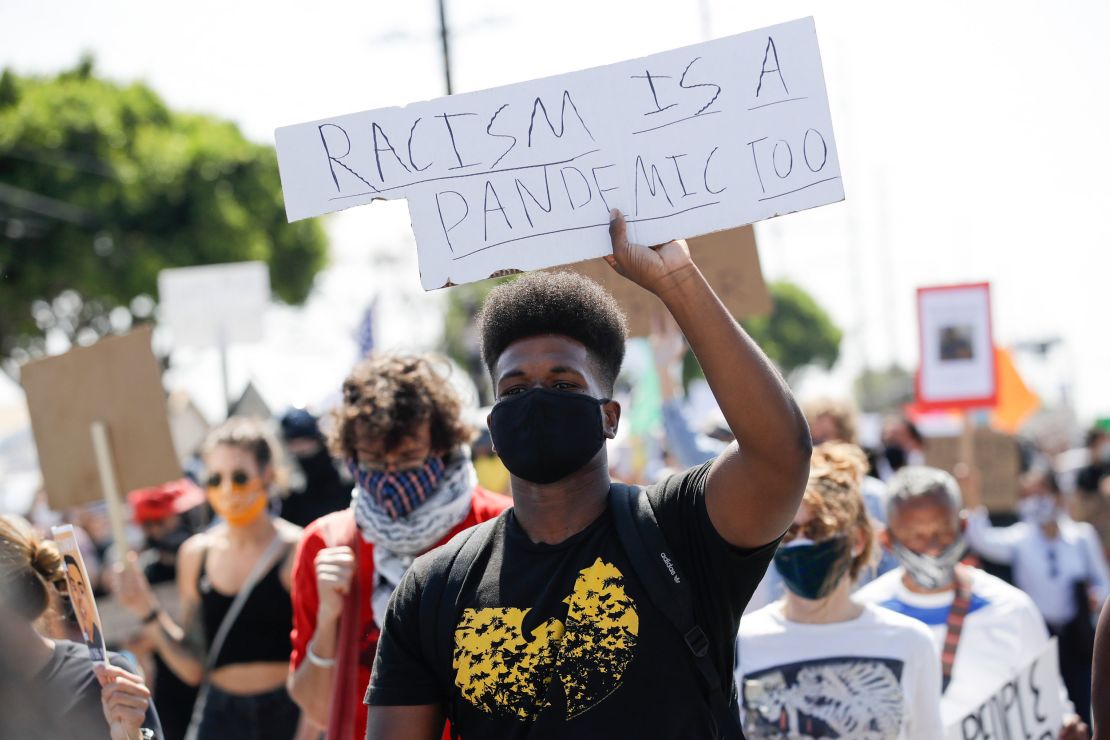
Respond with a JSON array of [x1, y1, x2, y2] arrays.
[[349, 456, 446, 521]]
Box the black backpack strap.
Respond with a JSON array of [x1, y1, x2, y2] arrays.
[[418, 513, 506, 740], [608, 483, 743, 740]]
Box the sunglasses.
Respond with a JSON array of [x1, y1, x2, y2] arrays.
[[206, 470, 253, 488], [781, 519, 837, 545]]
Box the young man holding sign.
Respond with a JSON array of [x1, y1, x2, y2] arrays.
[[364, 210, 810, 739]]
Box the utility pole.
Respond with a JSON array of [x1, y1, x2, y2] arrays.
[[437, 0, 453, 95]]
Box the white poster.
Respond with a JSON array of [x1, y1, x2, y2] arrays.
[[275, 17, 843, 289], [157, 261, 270, 347], [944, 638, 1064, 740], [916, 283, 997, 409]]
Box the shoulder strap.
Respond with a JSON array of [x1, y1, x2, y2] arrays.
[[940, 565, 973, 693], [184, 532, 288, 740], [205, 533, 288, 672], [608, 483, 742, 740], [420, 514, 504, 739]]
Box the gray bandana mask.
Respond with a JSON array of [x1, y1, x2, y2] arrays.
[[890, 537, 967, 590]]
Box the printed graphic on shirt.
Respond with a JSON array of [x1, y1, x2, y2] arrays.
[[742, 656, 905, 739], [453, 558, 639, 721]]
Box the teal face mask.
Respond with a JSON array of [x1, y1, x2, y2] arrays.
[[773, 535, 853, 601]]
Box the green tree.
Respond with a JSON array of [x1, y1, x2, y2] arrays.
[[0, 59, 328, 370], [854, 363, 914, 412], [740, 281, 842, 381], [682, 280, 842, 387], [441, 276, 514, 405]]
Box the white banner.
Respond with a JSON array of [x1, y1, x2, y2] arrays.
[[157, 261, 270, 348], [275, 17, 843, 289], [944, 638, 1064, 740]]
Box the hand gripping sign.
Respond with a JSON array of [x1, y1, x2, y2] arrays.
[[275, 17, 843, 289]]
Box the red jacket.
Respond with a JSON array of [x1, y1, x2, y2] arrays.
[[289, 486, 510, 740]]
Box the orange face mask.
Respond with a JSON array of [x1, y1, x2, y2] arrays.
[[206, 481, 268, 527]]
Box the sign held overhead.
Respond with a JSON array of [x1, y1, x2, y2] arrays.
[[916, 283, 997, 410], [275, 17, 843, 289]]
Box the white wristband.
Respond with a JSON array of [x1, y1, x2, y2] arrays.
[[306, 640, 337, 668]]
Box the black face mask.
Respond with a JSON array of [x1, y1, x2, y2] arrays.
[[488, 388, 608, 485], [296, 447, 339, 484], [883, 444, 907, 471], [773, 536, 853, 601]]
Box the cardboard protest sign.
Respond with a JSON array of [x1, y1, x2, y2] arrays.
[[560, 226, 771, 336], [21, 327, 180, 510], [157, 261, 270, 348], [276, 17, 842, 289], [916, 283, 997, 410], [925, 427, 1021, 513], [53, 525, 109, 662], [944, 638, 1063, 739]]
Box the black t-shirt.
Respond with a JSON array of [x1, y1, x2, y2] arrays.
[[366, 462, 779, 738], [31, 640, 163, 739], [1077, 463, 1110, 495]]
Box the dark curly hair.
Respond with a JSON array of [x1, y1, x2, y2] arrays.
[[477, 271, 628, 393], [329, 353, 474, 460]]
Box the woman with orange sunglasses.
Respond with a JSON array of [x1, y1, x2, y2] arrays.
[[114, 417, 303, 740]]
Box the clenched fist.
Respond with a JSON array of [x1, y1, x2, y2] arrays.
[[315, 546, 356, 623]]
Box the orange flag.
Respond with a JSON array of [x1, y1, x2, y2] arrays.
[[990, 347, 1040, 434]]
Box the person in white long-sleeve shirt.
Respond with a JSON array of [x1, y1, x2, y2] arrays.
[[964, 467, 1110, 727], [736, 443, 943, 740], [856, 466, 1088, 738]]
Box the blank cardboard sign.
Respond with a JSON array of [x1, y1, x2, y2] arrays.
[[21, 327, 180, 510], [925, 428, 1021, 513], [556, 226, 771, 336]]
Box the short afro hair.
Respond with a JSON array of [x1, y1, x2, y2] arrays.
[[478, 271, 628, 392]]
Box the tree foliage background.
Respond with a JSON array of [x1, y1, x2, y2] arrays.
[[0, 58, 328, 372], [740, 281, 843, 380]]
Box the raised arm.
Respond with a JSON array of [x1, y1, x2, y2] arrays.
[[650, 315, 726, 468], [288, 542, 356, 726], [607, 211, 810, 548], [962, 508, 1021, 565], [113, 537, 207, 686]]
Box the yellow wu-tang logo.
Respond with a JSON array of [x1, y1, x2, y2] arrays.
[[453, 557, 639, 721]]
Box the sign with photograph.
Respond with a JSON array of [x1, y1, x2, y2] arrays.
[[52, 525, 109, 663], [915, 283, 997, 410], [275, 17, 843, 289]]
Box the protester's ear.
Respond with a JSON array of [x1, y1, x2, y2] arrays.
[[486, 413, 495, 454], [878, 526, 892, 551], [851, 527, 866, 557], [602, 400, 621, 440], [958, 513, 968, 535]]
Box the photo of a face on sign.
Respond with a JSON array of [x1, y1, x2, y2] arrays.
[[938, 325, 975, 362], [916, 283, 997, 410], [52, 525, 108, 662]]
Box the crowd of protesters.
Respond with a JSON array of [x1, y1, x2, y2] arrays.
[[5, 215, 1110, 738]]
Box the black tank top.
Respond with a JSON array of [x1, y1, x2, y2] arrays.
[[197, 545, 294, 668]]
